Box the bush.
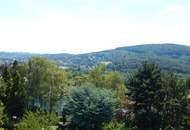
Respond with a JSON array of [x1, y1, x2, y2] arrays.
[[0, 102, 5, 127], [16, 111, 59, 130], [102, 121, 137, 130], [0, 102, 11, 129], [63, 85, 118, 130], [102, 121, 126, 130]]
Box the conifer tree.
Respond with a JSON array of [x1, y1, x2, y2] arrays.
[[0, 61, 27, 118], [128, 62, 163, 130], [162, 74, 190, 129]]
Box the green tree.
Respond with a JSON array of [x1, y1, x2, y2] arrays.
[[89, 66, 127, 107], [63, 85, 117, 130], [182, 77, 190, 129], [89, 65, 106, 87], [70, 72, 89, 86], [45, 64, 68, 112], [0, 78, 6, 104], [0, 61, 28, 119], [104, 72, 127, 106], [128, 62, 163, 130], [162, 73, 190, 129], [27, 57, 53, 109], [27, 57, 68, 112], [104, 72, 123, 90]]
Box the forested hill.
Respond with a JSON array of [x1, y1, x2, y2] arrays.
[[1, 43, 190, 75]]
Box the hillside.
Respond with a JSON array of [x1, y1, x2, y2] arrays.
[[0, 43, 190, 75]]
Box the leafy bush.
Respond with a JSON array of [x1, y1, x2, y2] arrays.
[[102, 121, 126, 130], [63, 85, 118, 130], [0, 102, 5, 127], [0, 102, 10, 129], [16, 111, 59, 130]]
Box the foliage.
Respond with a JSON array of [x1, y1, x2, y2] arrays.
[[0, 102, 5, 127], [68, 70, 89, 86], [182, 77, 190, 128], [104, 72, 127, 106], [0, 61, 28, 119], [102, 121, 126, 130], [0, 78, 6, 102], [1, 44, 190, 75], [89, 64, 106, 87], [104, 72, 123, 89], [0, 102, 9, 129], [16, 111, 59, 130], [128, 62, 163, 130], [27, 57, 68, 111], [89, 66, 127, 106], [45, 63, 68, 112], [63, 85, 118, 130], [161, 73, 190, 129], [0, 56, 190, 130]]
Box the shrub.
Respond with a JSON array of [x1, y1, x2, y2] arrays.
[[16, 111, 59, 130], [0, 102, 10, 129], [0, 102, 5, 127], [102, 121, 126, 130], [63, 85, 118, 130]]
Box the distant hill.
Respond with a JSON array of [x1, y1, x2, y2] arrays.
[[0, 43, 190, 75]]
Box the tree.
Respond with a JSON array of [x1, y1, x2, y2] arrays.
[[27, 57, 53, 110], [161, 73, 190, 129], [27, 57, 68, 112], [128, 62, 163, 130], [45, 64, 68, 112], [63, 85, 117, 130], [69, 71, 89, 86], [104, 72, 127, 106], [89, 66, 127, 107], [182, 77, 190, 129], [89, 65, 106, 87], [104, 72, 123, 90], [0, 77, 6, 104], [0, 61, 28, 119]]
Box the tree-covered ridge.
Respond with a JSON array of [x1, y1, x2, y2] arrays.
[[1, 43, 190, 74]]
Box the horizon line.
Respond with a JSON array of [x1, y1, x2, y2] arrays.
[[0, 43, 189, 55]]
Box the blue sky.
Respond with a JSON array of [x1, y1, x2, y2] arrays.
[[0, 0, 190, 54]]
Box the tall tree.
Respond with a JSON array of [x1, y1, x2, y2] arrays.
[[45, 64, 68, 112], [27, 57, 68, 112], [128, 62, 163, 130], [0, 61, 28, 118], [182, 77, 190, 129], [27, 57, 51, 109], [0, 77, 6, 103], [162, 74, 190, 129]]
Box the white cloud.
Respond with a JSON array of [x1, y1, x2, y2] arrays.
[[160, 4, 186, 16]]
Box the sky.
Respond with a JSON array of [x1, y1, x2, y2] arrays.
[[0, 0, 190, 54]]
